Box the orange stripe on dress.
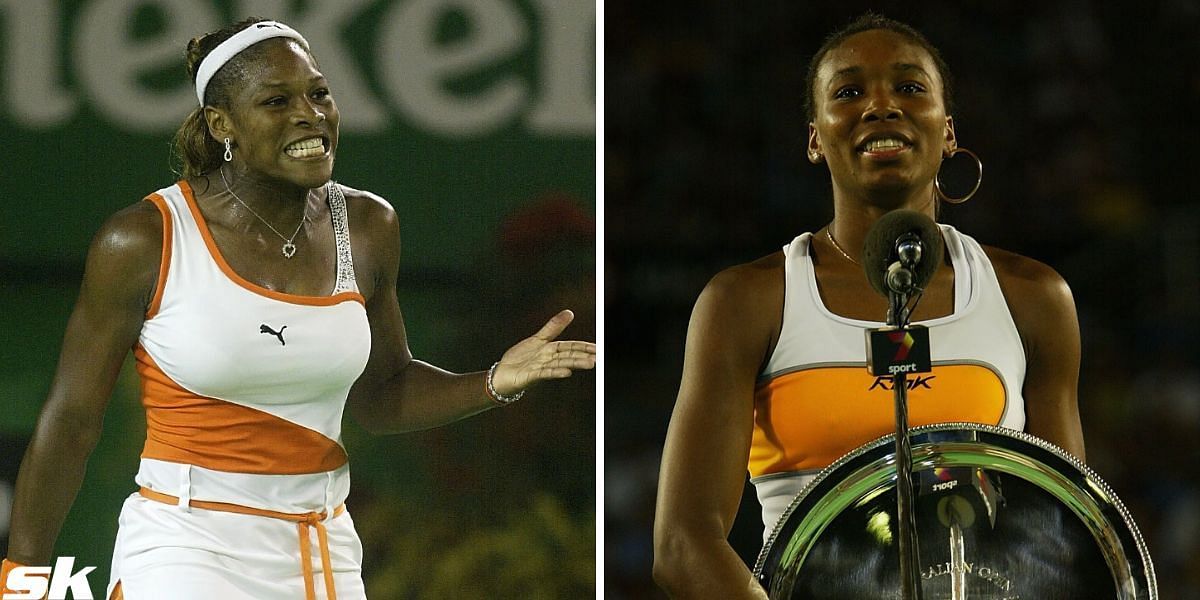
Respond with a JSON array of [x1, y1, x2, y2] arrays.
[[749, 364, 1006, 478], [177, 180, 365, 307], [134, 345, 347, 474], [143, 193, 173, 319]]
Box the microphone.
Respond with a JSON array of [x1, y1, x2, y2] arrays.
[[862, 210, 944, 296], [861, 210, 945, 600]]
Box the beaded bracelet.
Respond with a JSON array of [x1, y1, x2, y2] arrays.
[[486, 361, 525, 405]]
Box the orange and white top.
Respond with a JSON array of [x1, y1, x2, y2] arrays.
[[135, 181, 370, 516], [750, 225, 1026, 541]]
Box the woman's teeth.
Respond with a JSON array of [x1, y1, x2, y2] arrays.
[[285, 137, 325, 158], [863, 138, 908, 152]]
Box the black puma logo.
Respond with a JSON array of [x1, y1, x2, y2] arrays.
[[260, 324, 287, 346]]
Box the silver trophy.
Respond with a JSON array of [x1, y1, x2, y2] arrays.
[[754, 423, 1157, 599], [757, 212, 1158, 599]]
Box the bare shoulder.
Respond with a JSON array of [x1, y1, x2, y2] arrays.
[[338, 183, 398, 238], [981, 245, 1078, 355], [981, 245, 1074, 306], [339, 185, 399, 253], [691, 251, 786, 367], [90, 200, 164, 272], [702, 252, 785, 310], [83, 199, 165, 310]]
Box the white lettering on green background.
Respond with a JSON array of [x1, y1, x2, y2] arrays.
[[0, 0, 594, 136], [380, 0, 529, 136], [0, 0, 78, 126], [75, 0, 217, 132]]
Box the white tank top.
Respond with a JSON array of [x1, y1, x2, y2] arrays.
[[750, 225, 1026, 544], [134, 180, 371, 515]]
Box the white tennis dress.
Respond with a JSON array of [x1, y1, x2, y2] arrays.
[[106, 180, 372, 600], [750, 226, 1028, 544]]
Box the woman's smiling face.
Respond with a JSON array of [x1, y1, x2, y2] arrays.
[[808, 29, 955, 200]]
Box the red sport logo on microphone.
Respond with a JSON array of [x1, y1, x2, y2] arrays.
[[888, 330, 915, 361], [866, 325, 932, 376]]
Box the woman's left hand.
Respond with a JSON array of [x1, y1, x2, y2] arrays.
[[492, 309, 596, 396]]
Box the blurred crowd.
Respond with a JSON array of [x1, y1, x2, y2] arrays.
[[604, 1, 1200, 597]]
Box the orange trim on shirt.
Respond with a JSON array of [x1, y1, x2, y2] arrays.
[[143, 193, 174, 319], [135, 344, 348, 474], [749, 363, 1006, 478], [109, 581, 123, 600], [176, 180, 365, 307]]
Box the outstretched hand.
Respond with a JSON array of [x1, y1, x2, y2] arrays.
[[492, 309, 597, 396]]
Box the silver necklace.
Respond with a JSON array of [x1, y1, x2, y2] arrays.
[[219, 169, 307, 258], [825, 228, 859, 265]]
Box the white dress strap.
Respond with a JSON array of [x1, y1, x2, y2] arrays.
[[327, 182, 358, 295]]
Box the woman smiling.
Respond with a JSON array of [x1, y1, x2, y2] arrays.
[[653, 14, 1083, 599]]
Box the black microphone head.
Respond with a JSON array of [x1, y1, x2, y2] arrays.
[[861, 209, 944, 296]]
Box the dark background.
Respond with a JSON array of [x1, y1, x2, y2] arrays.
[[605, 1, 1200, 597], [0, 1, 595, 597]]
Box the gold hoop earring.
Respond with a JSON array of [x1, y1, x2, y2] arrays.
[[935, 147, 982, 204]]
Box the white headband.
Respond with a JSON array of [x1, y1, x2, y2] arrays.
[[194, 21, 308, 106]]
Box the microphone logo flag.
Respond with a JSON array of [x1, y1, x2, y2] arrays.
[[866, 325, 932, 376]]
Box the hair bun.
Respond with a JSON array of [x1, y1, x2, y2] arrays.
[[185, 35, 206, 79]]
